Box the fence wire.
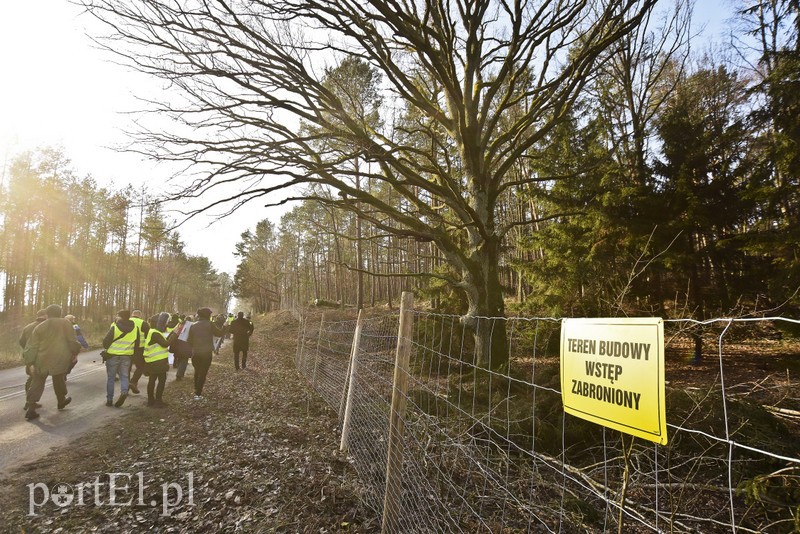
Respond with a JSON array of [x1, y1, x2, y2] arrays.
[[295, 310, 800, 533]]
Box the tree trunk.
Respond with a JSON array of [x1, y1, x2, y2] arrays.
[[460, 236, 509, 371]]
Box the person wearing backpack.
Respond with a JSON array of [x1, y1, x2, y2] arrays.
[[23, 304, 81, 421], [22, 305, 82, 420]]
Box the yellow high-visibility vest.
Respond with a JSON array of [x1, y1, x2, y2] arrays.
[[131, 317, 146, 344], [143, 329, 169, 363], [108, 324, 138, 356]]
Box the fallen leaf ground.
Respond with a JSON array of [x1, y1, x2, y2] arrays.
[[0, 311, 377, 533]]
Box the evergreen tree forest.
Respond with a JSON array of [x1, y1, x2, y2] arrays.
[[0, 148, 233, 327], [229, 2, 799, 322]]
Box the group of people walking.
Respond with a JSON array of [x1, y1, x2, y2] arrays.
[[19, 305, 254, 421]]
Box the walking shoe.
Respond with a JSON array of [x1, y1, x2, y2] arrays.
[[23, 402, 42, 411], [193, 394, 203, 400], [25, 410, 40, 420], [106, 399, 113, 407], [147, 398, 155, 407], [129, 383, 140, 394], [114, 393, 128, 407], [154, 399, 168, 408], [57, 397, 72, 410]]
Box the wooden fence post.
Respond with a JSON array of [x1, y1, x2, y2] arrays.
[[340, 309, 364, 452], [312, 313, 325, 386], [382, 291, 414, 533]]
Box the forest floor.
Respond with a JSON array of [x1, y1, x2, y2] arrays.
[[0, 311, 377, 533]]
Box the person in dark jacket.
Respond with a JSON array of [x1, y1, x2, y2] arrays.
[[213, 313, 226, 354], [228, 312, 255, 370], [22, 305, 82, 420], [19, 309, 47, 411], [102, 309, 140, 408], [187, 307, 223, 399]]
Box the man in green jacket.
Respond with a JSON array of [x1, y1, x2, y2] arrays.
[[23, 304, 82, 420], [19, 308, 47, 411]]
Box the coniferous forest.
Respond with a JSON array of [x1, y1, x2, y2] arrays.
[[0, 148, 233, 327]]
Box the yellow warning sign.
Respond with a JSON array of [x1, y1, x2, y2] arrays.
[[560, 318, 667, 445]]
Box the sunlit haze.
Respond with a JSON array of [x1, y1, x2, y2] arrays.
[[0, 0, 287, 277]]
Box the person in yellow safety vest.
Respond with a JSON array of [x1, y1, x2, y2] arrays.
[[102, 309, 140, 407], [225, 313, 234, 339], [129, 310, 147, 394], [144, 312, 177, 407]]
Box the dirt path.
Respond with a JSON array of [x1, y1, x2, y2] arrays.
[[0, 312, 373, 533]]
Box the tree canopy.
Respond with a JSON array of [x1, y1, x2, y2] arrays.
[[82, 0, 661, 368]]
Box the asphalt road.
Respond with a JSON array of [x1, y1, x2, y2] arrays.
[[0, 349, 188, 475]]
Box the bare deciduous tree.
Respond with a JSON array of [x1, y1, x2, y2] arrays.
[[82, 0, 657, 368]]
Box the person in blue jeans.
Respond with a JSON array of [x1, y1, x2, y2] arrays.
[[105, 355, 131, 407], [102, 310, 140, 407]]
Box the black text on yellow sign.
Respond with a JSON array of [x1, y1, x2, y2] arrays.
[[560, 318, 667, 445]]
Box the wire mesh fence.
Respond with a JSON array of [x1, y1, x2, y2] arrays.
[[295, 304, 800, 533]]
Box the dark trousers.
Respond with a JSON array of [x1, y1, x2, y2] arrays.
[[131, 366, 143, 385], [148, 372, 167, 401], [192, 353, 213, 395], [25, 366, 33, 394], [27, 372, 67, 405], [234, 349, 248, 370], [233, 339, 249, 370], [130, 352, 145, 385], [175, 354, 190, 378]]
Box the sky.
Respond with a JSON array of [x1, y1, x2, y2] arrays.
[[0, 0, 287, 276], [0, 0, 736, 276]]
